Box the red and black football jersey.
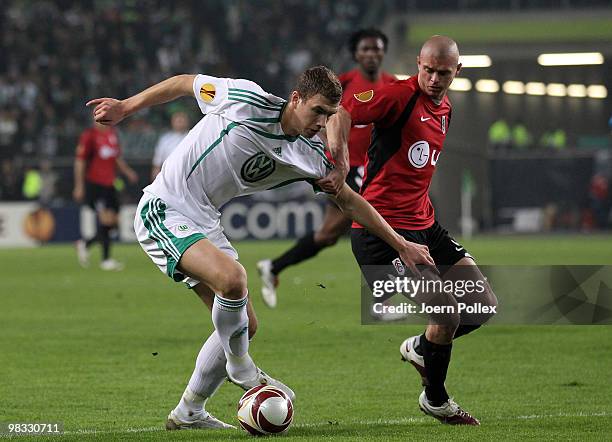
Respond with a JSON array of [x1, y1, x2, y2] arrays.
[[338, 69, 396, 167], [76, 126, 121, 187], [345, 75, 452, 230]]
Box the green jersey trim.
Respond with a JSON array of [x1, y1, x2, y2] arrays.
[[186, 121, 241, 179], [227, 95, 281, 112], [141, 199, 181, 262], [140, 198, 206, 280], [228, 88, 284, 107], [228, 95, 284, 112], [268, 178, 329, 195], [246, 116, 282, 123], [267, 178, 307, 190], [242, 123, 298, 142], [298, 135, 333, 169]]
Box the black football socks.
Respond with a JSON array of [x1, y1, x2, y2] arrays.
[[420, 333, 452, 406], [100, 225, 111, 260], [271, 232, 325, 275]]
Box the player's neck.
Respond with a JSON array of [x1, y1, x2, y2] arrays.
[[429, 95, 444, 106], [358, 67, 380, 83], [279, 103, 299, 137]]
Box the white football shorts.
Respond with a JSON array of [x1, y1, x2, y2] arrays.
[[134, 192, 238, 288]]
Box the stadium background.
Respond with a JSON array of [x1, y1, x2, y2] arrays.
[[1, 1, 611, 440], [1, 0, 611, 244]]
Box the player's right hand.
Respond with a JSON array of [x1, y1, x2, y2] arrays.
[[397, 240, 435, 276], [73, 186, 84, 203], [86, 98, 126, 125]]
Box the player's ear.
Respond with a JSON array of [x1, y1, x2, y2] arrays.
[[416, 55, 420, 69], [290, 91, 300, 106], [455, 63, 463, 76]]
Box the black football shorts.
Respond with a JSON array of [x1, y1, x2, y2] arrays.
[[86, 182, 119, 212], [351, 221, 472, 276]]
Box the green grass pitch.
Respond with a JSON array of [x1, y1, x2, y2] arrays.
[[1, 235, 611, 441]]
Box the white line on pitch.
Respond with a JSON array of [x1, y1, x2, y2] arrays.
[[57, 412, 612, 436]]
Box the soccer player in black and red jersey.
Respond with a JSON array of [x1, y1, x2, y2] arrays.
[[258, 29, 396, 308], [73, 121, 138, 270], [332, 36, 498, 425]]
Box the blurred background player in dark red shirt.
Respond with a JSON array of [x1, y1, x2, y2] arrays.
[[258, 29, 395, 308], [73, 120, 138, 270], [336, 35, 499, 425]]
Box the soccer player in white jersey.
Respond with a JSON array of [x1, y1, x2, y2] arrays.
[[87, 66, 434, 430]]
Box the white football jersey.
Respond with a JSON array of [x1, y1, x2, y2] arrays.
[[144, 74, 333, 222]]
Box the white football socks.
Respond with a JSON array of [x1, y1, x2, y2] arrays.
[[211, 294, 256, 383], [187, 331, 227, 399], [173, 387, 209, 422], [173, 331, 228, 421]]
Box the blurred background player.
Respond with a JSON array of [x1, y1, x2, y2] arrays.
[[73, 120, 138, 270], [150, 111, 190, 181], [334, 35, 498, 425], [258, 28, 396, 308]]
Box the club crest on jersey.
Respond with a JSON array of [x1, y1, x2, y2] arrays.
[[392, 257, 406, 276], [241, 152, 276, 182], [273, 146, 282, 157], [441, 115, 447, 134], [199, 83, 216, 103], [178, 225, 189, 232], [354, 90, 374, 102]]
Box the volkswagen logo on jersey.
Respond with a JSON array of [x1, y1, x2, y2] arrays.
[[241, 152, 276, 182], [408, 141, 430, 169]]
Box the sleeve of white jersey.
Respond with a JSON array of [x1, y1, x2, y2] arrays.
[[192, 74, 267, 115]]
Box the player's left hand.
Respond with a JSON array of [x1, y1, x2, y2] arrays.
[[316, 165, 348, 195], [86, 98, 127, 125]]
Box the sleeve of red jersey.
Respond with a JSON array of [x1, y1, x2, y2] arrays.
[[344, 81, 412, 128], [76, 130, 92, 159]]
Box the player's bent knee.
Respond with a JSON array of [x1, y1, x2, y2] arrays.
[[428, 292, 461, 331], [446, 312, 461, 332], [429, 310, 460, 340], [215, 264, 248, 300], [319, 234, 339, 247], [314, 230, 340, 247], [481, 288, 498, 323]]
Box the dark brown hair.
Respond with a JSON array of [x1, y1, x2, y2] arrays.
[[294, 66, 342, 104]]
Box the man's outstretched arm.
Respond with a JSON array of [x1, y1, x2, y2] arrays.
[[329, 183, 435, 274], [86, 74, 196, 126]]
